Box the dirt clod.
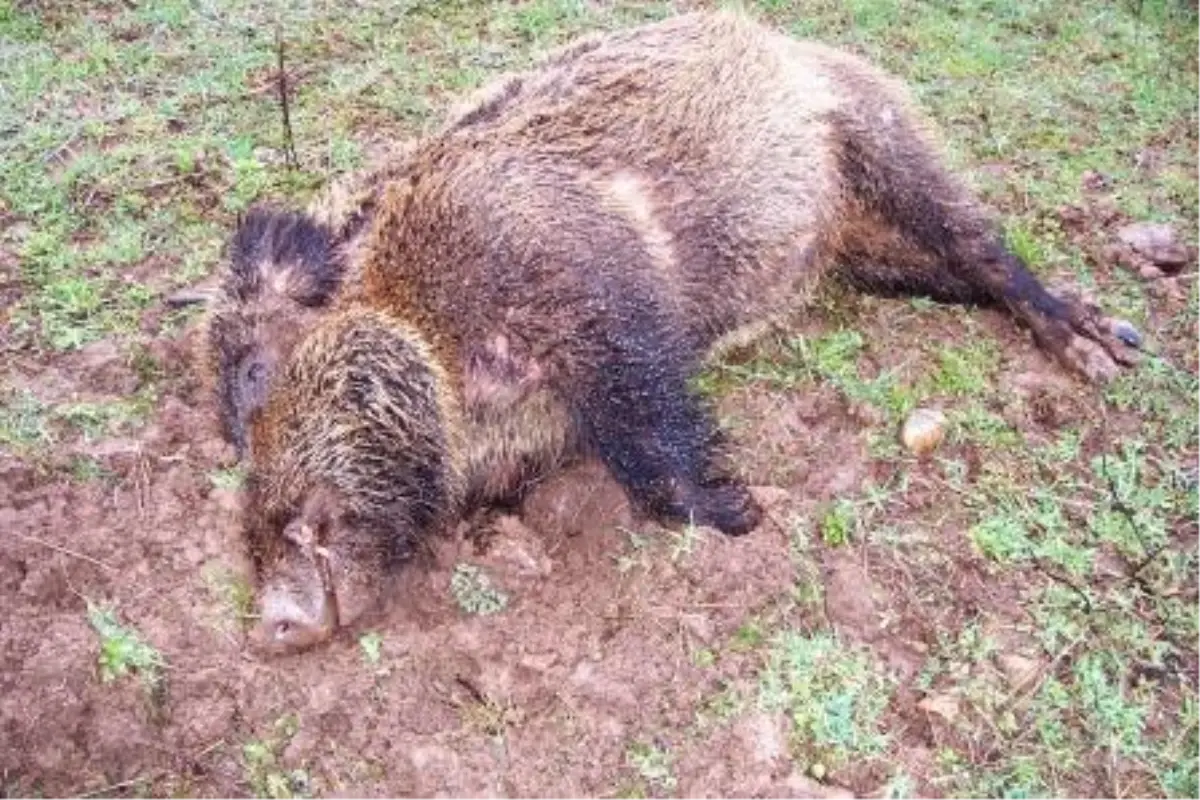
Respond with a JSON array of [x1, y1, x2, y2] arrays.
[[917, 693, 960, 723], [1116, 221, 1190, 272], [996, 652, 1042, 692]]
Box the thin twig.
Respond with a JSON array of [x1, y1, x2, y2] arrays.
[[275, 27, 299, 170], [981, 635, 1087, 762], [14, 532, 117, 572], [193, 739, 226, 761], [1098, 414, 1162, 588], [77, 771, 167, 798], [1033, 557, 1093, 612]]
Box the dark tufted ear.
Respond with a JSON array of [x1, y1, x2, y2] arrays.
[[224, 205, 340, 307]]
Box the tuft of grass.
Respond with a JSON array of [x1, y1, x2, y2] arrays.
[[0, 390, 54, 452], [625, 740, 676, 793], [459, 690, 521, 744], [87, 601, 165, 693], [67, 454, 113, 483], [55, 395, 153, 442], [242, 714, 311, 799], [209, 465, 247, 491], [928, 341, 1000, 398], [201, 563, 256, 628], [1, 389, 154, 455], [820, 499, 857, 547], [358, 631, 383, 667], [450, 563, 508, 616], [702, 328, 916, 420], [758, 631, 892, 769]]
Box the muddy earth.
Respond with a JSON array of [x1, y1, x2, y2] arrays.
[[3, 283, 1194, 797]]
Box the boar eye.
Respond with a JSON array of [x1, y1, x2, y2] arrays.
[[241, 358, 268, 395]]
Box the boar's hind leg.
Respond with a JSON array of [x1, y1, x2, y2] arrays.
[[829, 114, 1141, 383], [570, 296, 761, 537]]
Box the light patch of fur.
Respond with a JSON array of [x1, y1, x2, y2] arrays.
[[265, 261, 296, 297], [601, 170, 678, 280]]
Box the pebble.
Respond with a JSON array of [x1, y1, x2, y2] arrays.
[[901, 408, 947, 457], [1117, 222, 1189, 272]]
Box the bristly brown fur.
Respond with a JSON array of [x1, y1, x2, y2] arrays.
[[223, 10, 1139, 646], [203, 141, 416, 455]]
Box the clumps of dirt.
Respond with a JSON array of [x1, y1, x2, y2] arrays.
[[0, 321, 880, 797], [1056, 170, 1195, 287]]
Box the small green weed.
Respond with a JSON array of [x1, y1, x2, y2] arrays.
[[614, 527, 652, 574], [820, 499, 856, 547], [201, 563, 256, 627], [625, 739, 676, 792], [67, 454, 112, 483], [758, 631, 892, 767], [242, 714, 311, 799], [668, 519, 705, 562], [450, 563, 508, 615], [693, 681, 745, 731], [0, 390, 53, 452], [928, 341, 1000, 397], [87, 601, 165, 692], [359, 631, 383, 667], [55, 396, 151, 442], [209, 465, 247, 491]]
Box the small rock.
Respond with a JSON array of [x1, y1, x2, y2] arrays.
[[1092, 197, 1123, 227], [1056, 204, 1087, 231], [749, 485, 793, 512], [918, 693, 960, 722], [210, 487, 242, 515], [848, 399, 887, 427], [975, 162, 1011, 179], [519, 651, 559, 672], [1117, 222, 1190, 271], [680, 612, 715, 645], [1133, 148, 1162, 174], [197, 437, 236, 466], [484, 515, 552, 577], [734, 712, 787, 765], [1147, 276, 1188, 302], [783, 772, 854, 799], [1080, 169, 1111, 192], [900, 408, 947, 457], [1138, 263, 1165, 280]]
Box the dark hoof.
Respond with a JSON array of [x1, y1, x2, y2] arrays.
[[692, 481, 762, 536], [1037, 296, 1143, 383], [1112, 319, 1143, 349]]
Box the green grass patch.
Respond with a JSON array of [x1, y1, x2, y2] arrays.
[[87, 601, 165, 693], [624, 739, 676, 793], [201, 563, 257, 627], [242, 714, 312, 799], [758, 631, 893, 769], [450, 563, 508, 616]]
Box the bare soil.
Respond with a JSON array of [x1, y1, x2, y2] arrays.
[[1, 256, 1195, 797]]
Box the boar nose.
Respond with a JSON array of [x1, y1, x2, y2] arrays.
[[255, 589, 335, 653]]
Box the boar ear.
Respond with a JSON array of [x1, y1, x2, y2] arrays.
[[283, 485, 348, 551]]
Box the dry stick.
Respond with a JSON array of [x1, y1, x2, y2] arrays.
[[981, 635, 1087, 762], [77, 771, 168, 799], [1098, 413, 1165, 588], [14, 532, 117, 572], [276, 27, 299, 170]]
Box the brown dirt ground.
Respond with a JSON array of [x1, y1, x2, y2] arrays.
[[0, 260, 1194, 797]]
